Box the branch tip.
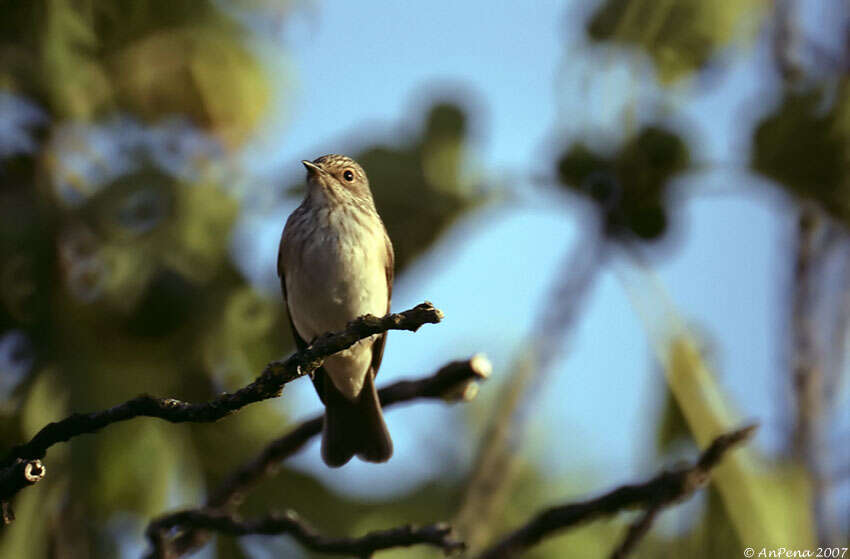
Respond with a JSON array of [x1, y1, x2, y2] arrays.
[[477, 424, 756, 559], [698, 423, 758, 470], [469, 354, 492, 379], [23, 460, 45, 483]]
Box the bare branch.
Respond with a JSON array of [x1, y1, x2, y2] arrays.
[[477, 425, 757, 559], [146, 509, 464, 559], [209, 355, 491, 510], [0, 303, 443, 519], [147, 356, 492, 557], [789, 207, 835, 545]]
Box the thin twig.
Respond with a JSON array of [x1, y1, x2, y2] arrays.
[[790, 207, 833, 545], [148, 355, 492, 557], [146, 509, 464, 559], [477, 425, 757, 559], [608, 505, 661, 559], [0, 302, 443, 519]]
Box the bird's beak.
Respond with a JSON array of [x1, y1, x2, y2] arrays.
[[302, 160, 325, 180]]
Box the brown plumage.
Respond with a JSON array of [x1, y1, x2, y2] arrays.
[[278, 154, 394, 467]]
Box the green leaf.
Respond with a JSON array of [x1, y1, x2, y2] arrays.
[[111, 25, 271, 146], [588, 0, 767, 83], [752, 86, 850, 225], [40, 0, 113, 118]]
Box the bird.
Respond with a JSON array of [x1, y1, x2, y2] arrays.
[[278, 154, 394, 467]]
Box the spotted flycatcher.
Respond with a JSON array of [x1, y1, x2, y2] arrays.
[[278, 154, 394, 467]]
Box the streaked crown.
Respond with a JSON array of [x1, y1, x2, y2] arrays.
[[306, 154, 373, 202], [312, 154, 367, 184]]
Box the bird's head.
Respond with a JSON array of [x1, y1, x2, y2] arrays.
[[302, 154, 373, 202]]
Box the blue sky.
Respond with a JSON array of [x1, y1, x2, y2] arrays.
[[226, 0, 850, 505]]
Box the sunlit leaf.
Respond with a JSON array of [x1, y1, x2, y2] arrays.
[[165, 182, 240, 282], [588, 0, 767, 83], [617, 257, 817, 551], [41, 0, 113, 118], [111, 26, 270, 147]]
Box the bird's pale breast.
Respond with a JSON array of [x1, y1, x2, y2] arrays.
[[285, 205, 388, 399]]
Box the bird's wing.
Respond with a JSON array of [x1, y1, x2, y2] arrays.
[[369, 230, 395, 378], [278, 227, 319, 394], [384, 228, 395, 303], [278, 222, 305, 347], [279, 272, 307, 349]]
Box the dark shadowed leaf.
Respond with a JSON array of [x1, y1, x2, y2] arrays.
[[557, 126, 689, 240], [752, 85, 850, 225]]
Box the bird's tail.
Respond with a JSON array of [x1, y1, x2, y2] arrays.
[[321, 370, 393, 467]]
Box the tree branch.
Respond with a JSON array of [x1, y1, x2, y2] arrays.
[[0, 302, 443, 520], [146, 509, 464, 559], [477, 424, 758, 559], [608, 504, 661, 559], [209, 355, 492, 510], [0, 459, 45, 523], [147, 355, 492, 557]]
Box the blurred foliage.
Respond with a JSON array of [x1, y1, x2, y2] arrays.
[[587, 0, 766, 83], [0, 127, 479, 555], [613, 251, 821, 556], [663, 335, 815, 551], [557, 126, 689, 240], [0, 0, 270, 145], [0, 1, 482, 557], [753, 82, 850, 226]]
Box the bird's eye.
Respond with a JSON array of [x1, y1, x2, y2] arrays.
[[343, 170, 354, 182]]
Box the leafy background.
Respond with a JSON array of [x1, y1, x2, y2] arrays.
[[1, 0, 849, 557]]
